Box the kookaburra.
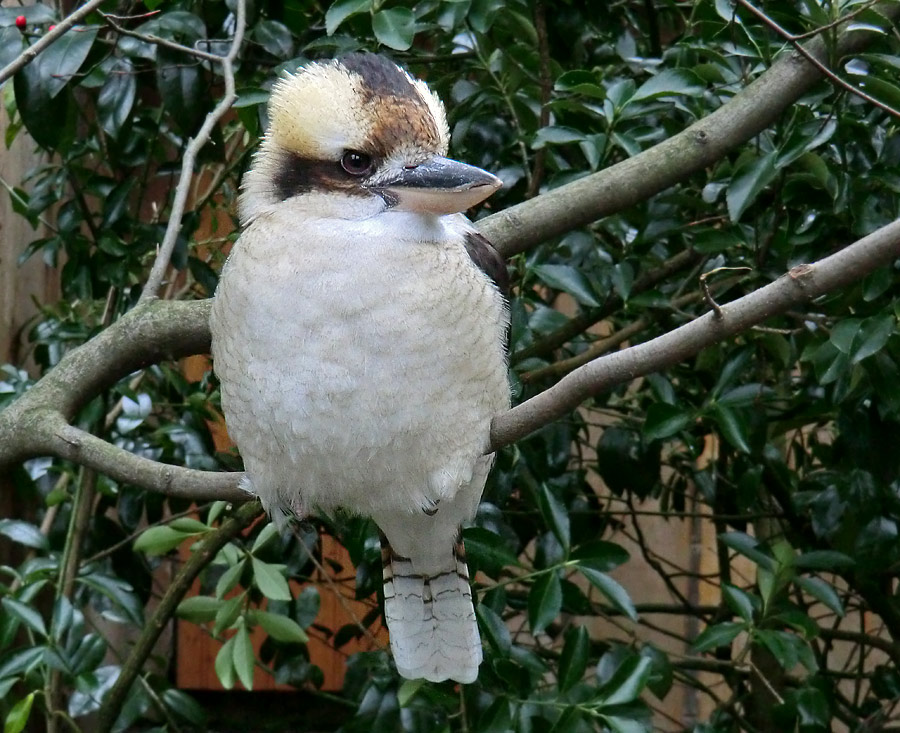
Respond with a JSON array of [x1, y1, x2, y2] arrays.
[[209, 53, 509, 684]]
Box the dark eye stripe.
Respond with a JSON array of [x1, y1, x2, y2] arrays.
[[273, 152, 372, 201]]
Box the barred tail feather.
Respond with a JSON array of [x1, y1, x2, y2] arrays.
[[382, 539, 482, 684]]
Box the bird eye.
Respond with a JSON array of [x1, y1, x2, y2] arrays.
[[341, 150, 373, 176]]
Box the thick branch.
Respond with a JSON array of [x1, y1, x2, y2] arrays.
[[488, 216, 900, 449], [478, 2, 900, 257], [1, 4, 898, 500]]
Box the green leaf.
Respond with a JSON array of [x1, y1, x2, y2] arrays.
[[528, 571, 562, 634], [0, 27, 26, 72], [643, 402, 693, 441], [0, 519, 48, 550], [691, 621, 744, 652], [1, 599, 46, 637], [463, 527, 520, 576], [176, 596, 223, 623], [726, 151, 778, 222], [538, 483, 570, 551], [133, 526, 192, 556], [554, 70, 605, 97], [232, 625, 255, 690], [630, 69, 705, 103], [169, 517, 210, 533], [372, 7, 415, 51], [857, 75, 900, 113], [214, 594, 244, 636], [251, 558, 292, 601], [233, 87, 270, 108], [796, 576, 844, 618], [794, 550, 855, 570], [156, 46, 204, 132], [531, 126, 585, 149], [254, 20, 295, 59], [572, 541, 630, 572], [325, 0, 370, 35], [4, 692, 34, 733], [719, 532, 775, 570], [722, 584, 755, 623], [215, 635, 236, 689], [14, 54, 69, 150], [251, 523, 280, 554], [558, 625, 590, 692], [40, 27, 98, 98], [397, 678, 426, 707], [216, 559, 246, 599], [533, 264, 601, 307], [579, 567, 637, 621], [251, 609, 309, 643], [161, 689, 206, 726], [830, 318, 862, 354], [852, 314, 894, 363], [712, 404, 751, 453], [97, 58, 136, 139], [476, 603, 510, 655], [597, 656, 653, 706]]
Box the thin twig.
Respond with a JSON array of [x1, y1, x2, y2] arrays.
[[295, 532, 384, 650], [100, 12, 224, 63], [735, 0, 900, 120], [139, 0, 247, 304], [700, 266, 752, 319]]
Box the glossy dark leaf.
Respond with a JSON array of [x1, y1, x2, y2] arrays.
[[727, 151, 777, 222], [0, 519, 48, 550], [691, 621, 744, 652], [538, 483, 570, 551], [533, 264, 602, 306], [97, 59, 136, 139], [254, 20, 295, 59], [528, 571, 562, 634], [14, 56, 69, 150], [476, 603, 510, 655], [372, 7, 415, 51], [558, 625, 590, 692], [325, 0, 370, 35], [580, 567, 637, 621], [643, 402, 693, 441], [39, 27, 98, 98], [156, 47, 204, 133]]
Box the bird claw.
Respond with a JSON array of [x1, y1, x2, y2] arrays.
[[422, 498, 440, 516]]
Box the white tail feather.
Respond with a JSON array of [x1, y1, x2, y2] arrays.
[[382, 542, 482, 683]]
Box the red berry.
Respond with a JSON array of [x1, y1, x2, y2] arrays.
[[15, 15, 26, 30], [48, 24, 55, 30]]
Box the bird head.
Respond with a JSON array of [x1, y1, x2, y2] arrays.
[[240, 53, 502, 224]]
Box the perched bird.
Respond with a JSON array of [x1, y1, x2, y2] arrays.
[[209, 53, 509, 684]]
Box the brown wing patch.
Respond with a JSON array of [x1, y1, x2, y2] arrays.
[[464, 231, 510, 297]]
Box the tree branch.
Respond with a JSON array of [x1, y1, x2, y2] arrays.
[[1, 3, 898, 501], [488, 216, 900, 449]]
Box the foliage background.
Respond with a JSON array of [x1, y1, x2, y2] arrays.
[[1, 0, 900, 731]]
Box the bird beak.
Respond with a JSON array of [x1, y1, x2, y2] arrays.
[[375, 156, 502, 215]]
